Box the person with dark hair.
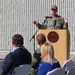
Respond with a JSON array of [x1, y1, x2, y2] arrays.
[[1, 34, 32, 75], [29, 33, 46, 75], [33, 5, 68, 29], [12, 34, 24, 47]]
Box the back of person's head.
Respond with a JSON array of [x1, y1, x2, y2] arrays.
[[36, 33, 46, 46], [41, 42, 55, 64], [12, 34, 24, 47]]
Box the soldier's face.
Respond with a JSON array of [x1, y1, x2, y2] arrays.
[[51, 9, 57, 15]]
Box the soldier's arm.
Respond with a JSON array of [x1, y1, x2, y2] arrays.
[[63, 18, 68, 29], [62, 18, 68, 29], [37, 18, 48, 29], [31, 52, 41, 69], [63, 23, 68, 29]]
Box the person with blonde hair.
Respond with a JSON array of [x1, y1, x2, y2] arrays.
[[37, 42, 60, 75]]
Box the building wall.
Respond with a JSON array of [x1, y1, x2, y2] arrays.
[[0, 0, 75, 58]]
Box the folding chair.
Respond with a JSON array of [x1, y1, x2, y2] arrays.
[[67, 67, 75, 75], [63, 58, 75, 71], [46, 68, 65, 75], [12, 64, 31, 75]]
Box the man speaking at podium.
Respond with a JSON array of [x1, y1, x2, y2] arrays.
[[33, 5, 68, 29]]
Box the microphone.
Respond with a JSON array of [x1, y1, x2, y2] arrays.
[[54, 20, 56, 29]]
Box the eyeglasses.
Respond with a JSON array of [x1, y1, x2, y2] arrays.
[[51, 9, 56, 11]]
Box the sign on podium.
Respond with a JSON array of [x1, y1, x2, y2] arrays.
[[38, 29, 70, 67]]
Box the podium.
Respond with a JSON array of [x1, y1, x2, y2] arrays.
[[38, 29, 70, 67]]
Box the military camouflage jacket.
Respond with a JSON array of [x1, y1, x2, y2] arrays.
[[29, 48, 41, 75], [37, 15, 68, 29]]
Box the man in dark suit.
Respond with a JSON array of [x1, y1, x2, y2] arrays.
[[1, 34, 32, 75]]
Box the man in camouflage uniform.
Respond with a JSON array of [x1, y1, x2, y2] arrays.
[[29, 33, 46, 75], [33, 5, 68, 29]]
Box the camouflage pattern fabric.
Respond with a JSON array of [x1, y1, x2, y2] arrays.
[[29, 48, 41, 75], [37, 15, 68, 29]]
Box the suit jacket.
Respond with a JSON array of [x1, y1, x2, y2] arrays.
[[1, 46, 31, 75]]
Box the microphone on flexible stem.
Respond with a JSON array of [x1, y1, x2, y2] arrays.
[[29, 30, 38, 52], [54, 20, 56, 29], [29, 30, 38, 42]]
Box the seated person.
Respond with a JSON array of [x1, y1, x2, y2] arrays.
[[1, 34, 32, 75], [29, 33, 46, 75], [33, 5, 68, 29], [37, 42, 60, 75]]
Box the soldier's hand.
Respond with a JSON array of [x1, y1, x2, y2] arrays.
[[33, 20, 39, 26], [64, 18, 68, 24]]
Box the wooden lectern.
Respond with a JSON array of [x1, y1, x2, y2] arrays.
[[38, 29, 70, 67]]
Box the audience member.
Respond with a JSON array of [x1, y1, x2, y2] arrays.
[[29, 33, 46, 75], [33, 5, 68, 29], [37, 42, 60, 75], [1, 34, 31, 75]]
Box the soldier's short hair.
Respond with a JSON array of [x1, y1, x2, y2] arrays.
[[12, 34, 24, 47], [36, 33, 46, 45]]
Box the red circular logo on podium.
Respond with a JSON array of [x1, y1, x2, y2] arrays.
[[47, 31, 59, 43]]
